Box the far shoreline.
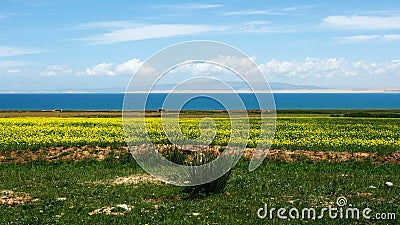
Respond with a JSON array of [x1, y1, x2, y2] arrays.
[[0, 89, 400, 94], [0, 109, 399, 118]]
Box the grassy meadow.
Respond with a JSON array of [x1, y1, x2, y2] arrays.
[[0, 111, 399, 224]]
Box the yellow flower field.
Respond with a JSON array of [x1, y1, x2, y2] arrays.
[[0, 117, 399, 154]]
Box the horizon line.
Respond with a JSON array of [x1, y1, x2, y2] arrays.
[[0, 89, 400, 94]]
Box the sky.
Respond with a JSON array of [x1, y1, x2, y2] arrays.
[[1, 0, 400, 92]]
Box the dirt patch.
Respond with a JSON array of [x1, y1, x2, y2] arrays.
[[1, 145, 399, 165], [111, 174, 161, 185], [145, 195, 182, 203], [355, 192, 373, 198], [0, 190, 38, 206], [135, 144, 400, 164], [91, 174, 163, 186], [244, 148, 400, 164], [0, 145, 128, 164], [88, 204, 133, 216]]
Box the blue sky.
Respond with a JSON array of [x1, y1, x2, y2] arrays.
[[1, 0, 400, 92]]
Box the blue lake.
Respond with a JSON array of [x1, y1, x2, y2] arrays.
[[0, 93, 399, 110]]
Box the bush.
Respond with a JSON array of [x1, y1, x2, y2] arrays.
[[164, 146, 232, 196]]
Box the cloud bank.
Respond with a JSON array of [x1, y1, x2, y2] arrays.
[[322, 15, 400, 30]]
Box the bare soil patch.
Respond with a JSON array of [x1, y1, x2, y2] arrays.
[[88, 204, 133, 216], [111, 174, 161, 185], [92, 174, 163, 186], [0, 146, 127, 164], [0, 190, 38, 206], [0, 145, 399, 165]]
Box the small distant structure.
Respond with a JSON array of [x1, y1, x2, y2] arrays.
[[41, 109, 63, 112], [157, 108, 166, 113]]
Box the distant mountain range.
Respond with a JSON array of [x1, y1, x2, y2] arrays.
[[4, 81, 400, 93], [270, 82, 324, 90], [72, 82, 325, 93], [146, 81, 324, 91]]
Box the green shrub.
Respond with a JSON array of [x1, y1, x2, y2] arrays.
[[164, 146, 232, 196]]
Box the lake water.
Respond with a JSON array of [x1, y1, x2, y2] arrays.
[[0, 93, 399, 110]]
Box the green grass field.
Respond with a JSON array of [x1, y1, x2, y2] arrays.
[[0, 113, 399, 224], [0, 156, 399, 224]]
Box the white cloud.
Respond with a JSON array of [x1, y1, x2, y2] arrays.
[[0, 46, 42, 57], [82, 58, 148, 76], [383, 34, 400, 41], [336, 35, 380, 43], [353, 61, 377, 70], [85, 63, 115, 76], [0, 60, 34, 69], [76, 20, 292, 45], [40, 65, 73, 76], [224, 10, 284, 16], [212, 55, 258, 76], [7, 69, 21, 74], [233, 21, 293, 33], [322, 15, 400, 30], [3, 59, 144, 77], [362, 10, 400, 16], [337, 34, 400, 43], [224, 5, 314, 16], [283, 5, 316, 12], [77, 21, 140, 29], [115, 58, 143, 75], [79, 24, 225, 45], [163, 55, 263, 86], [0, 13, 29, 21], [0, 13, 17, 21], [209, 21, 293, 34], [3, 57, 400, 91], [180, 3, 223, 9], [169, 61, 225, 76], [259, 57, 400, 79]]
